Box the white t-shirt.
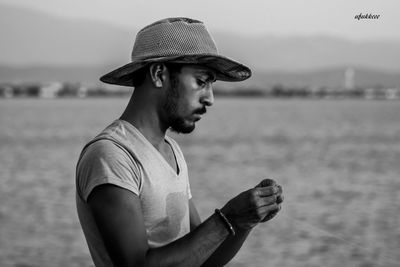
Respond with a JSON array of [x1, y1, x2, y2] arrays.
[[76, 119, 192, 267]]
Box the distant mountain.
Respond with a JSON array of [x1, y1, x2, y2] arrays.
[[249, 68, 400, 88], [2, 3, 400, 72], [0, 65, 107, 84], [216, 34, 400, 72], [0, 3, 133, 67], [0, 3, 400, 88]]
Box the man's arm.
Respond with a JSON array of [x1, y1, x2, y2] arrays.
[[88, 184, 230, 267], [88, 180, 282, 267], [189, 199, 251, 267]]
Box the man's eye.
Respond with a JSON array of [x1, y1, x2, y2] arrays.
[[197, 79, 206, 86]]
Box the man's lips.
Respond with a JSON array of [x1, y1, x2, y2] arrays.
[[195, 107, 207, 115], [192, 108, 206, 121], [192, 114, 201, 121]]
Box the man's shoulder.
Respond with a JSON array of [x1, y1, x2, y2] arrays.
[[84, 138, 122, 155], [81, 120, 134, 156], [77, 139, 133, 172]]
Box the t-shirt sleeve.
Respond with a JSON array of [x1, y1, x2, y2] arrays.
[[76, 139, 142, 202]]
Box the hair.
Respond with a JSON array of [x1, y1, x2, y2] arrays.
[[131, 63, 184, 88], [131, 66, 149, 88]]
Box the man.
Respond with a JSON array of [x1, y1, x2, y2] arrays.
[[76, 17, 283, 267]]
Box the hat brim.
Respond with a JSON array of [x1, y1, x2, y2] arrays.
[[100, 54, 252, 87]]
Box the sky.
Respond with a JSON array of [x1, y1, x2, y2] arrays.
[[1, 0, 400, 41]]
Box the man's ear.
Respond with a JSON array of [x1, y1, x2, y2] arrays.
[[149, 63, 167, 88]]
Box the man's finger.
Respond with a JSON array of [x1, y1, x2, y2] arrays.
[[277, 184, 283, 194], [257, 194, 278, 207], [255, 178, 276, 188], [254, 206, 272, 221], [254, 186, 278, 197]]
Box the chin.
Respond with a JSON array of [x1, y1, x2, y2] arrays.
[[170, 121, 196, 134]]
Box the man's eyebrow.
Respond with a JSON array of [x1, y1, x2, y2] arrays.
[[196, 70, 216, 82]]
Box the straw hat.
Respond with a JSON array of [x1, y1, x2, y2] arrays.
[[100, 17, 252, 86]]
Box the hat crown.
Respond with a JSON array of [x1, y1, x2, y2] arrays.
[[131, 17, 219, 61]]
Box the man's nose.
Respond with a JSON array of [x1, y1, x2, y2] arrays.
[[201, 85, 214, 107]]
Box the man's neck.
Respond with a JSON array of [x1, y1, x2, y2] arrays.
[[120, 94, 168, 151]]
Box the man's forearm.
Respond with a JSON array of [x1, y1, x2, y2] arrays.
[[144, 213, 230, 267], [201, 227, 252, 267]]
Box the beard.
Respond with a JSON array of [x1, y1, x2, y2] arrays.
[[162, 73, 196, 134]]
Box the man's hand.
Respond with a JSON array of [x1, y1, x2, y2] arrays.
[[256, 179, 283, 222], [220, 178, 283, 230]]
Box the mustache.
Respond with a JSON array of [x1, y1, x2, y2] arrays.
[[194, 107, 207, 115]]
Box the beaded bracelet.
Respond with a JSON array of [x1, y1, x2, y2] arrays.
[[215, 209, 236, 236]]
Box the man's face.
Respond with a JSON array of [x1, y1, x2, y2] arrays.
[[162, 64, 215, 134]]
